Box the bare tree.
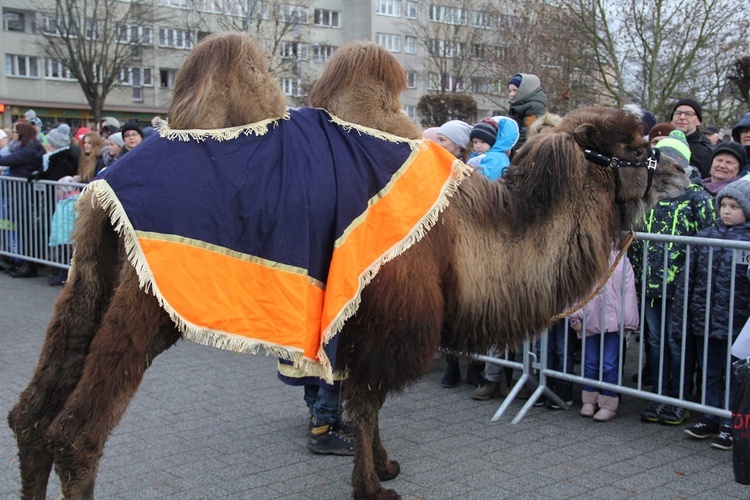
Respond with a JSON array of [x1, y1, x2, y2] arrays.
[[558, 0, 750, 121], [35, 0, 164, 124]]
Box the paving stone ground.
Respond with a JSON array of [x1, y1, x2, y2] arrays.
[[1, 269, 748, 499]]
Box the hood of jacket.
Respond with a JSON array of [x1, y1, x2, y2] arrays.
[[509, 73, 547, 106], [732, 112, 750, 143]]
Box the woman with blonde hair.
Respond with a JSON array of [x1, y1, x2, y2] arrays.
[[78, 132, 105, 182]]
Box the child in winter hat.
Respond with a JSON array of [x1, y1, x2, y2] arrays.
[[469, 119, 498, 150], [717, 180, 750, 221], [655, 130, 691, 169], [648, 122, 675, 146], [46, 124, 71, 149], [436, 120, 472, 159]]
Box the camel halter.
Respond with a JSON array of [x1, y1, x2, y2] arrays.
[[583, 147, 659, 200], [550, 231, 635, 322]]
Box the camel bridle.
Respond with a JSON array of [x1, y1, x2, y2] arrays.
[[583, 146, 659, 200]]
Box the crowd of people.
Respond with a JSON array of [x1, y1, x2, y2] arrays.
[[0, 111, 162, 284]]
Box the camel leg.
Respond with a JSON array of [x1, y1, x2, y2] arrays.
[[44, 264, 179, 499], [8, 206, 118, 500], [348, 384, 400, 500]]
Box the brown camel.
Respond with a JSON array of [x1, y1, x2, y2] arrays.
[[8, 33, 689, 500]]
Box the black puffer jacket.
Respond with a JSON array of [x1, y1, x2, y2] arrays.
[[672, 219, 750, 340], [38, 147, 78, 181]]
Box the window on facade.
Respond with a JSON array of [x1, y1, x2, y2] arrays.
[[375, 0, 400, 16], [41, 15, 74, 37], [312, 44, 336, 62], [3, 9, 34, 33], [405, 1, 417, 19], [428, 5, 466, 25], [158, 0, 189, 8], [404, 105, 415, 119], [158, 27, 193, 49], [6, 54, 40, 78], [281, 77, 302, 97], [280, 4, 308, 24], [119, 66, 153, 86], [85, 19, 100, 40], [375, 33, 400, 52], [404, 36, 417, 55], [471, 77, 494, 93], [313, 8, 339, 27], [406, 71, 417, 88], [472, 10, 496, 29], [45, 59, 76, 80], [280, 41, 308, 60], [117, 25, 152, 45], [428, 39, 463, 58], [160, 68, 178, 88], [200, 0, 222, 13], [225, 0, 268, 18]]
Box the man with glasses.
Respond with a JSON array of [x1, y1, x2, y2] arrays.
[[670, 98, 713, 178]]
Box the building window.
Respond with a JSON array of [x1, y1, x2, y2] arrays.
[[280, 41, 308, 60], [225, 0, 268, 18], [46, 59, 76, 80], [472, 10, 497, 29], [158, 27, 194, 49], [117, 25, 152, 45], [406, 71, 417, 88], [160, 68, 178, 88], [281, 77, 302, 97], [158, 0, 189, 8], [375, 33, 400, 53], [41, 15, 73, 37], [280, 4, 308, 24], [404, 105, 415, 119], [3, 9, 34, 33], [428, 5, 466, 25], [314, 8, 339, 28], [428, 39, 464, 58], [119, 66, 153, 86], [404, 36, 417, 55], [405, 1, 417, 19], [132, 86, 143, 102], [85, 19, 100, 40], [312, 44, 336, 63], [6, 54, 40, 78], [200, 0, 222, 13], [375, 0, 400, 16]]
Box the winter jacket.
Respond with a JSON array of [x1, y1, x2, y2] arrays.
[[508, 73, 547, 150], [686, 129, 714, 179], [466, 117, 519, 180], [0, 141, 44, 178], [38, 147, 78, 181], [629, 183, 715, 299], [569, 250, 639, 337], [672, 219, 750, 340]]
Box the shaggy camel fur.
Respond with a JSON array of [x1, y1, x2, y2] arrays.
[[8, 34, 689, 500]]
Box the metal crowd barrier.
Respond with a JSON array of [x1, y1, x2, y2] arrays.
[[0, 174, 87, 269], [2, 173, 749, 426]]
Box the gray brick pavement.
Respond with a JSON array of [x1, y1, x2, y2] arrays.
[[1, 269, 748, 499]]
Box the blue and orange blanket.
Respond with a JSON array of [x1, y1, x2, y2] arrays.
[[84, 108, 469, 381]]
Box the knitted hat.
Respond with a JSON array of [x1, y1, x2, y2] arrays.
[[648, 122, 675, 142], [470, 119, 498, 147], [46, 124, 71, 148], [75, 127, 91, 142], [717, 180, 750, 219], [437, 120, 472, 150], [655, 130, 691, 169], [107, 132, 125, 148], [120, 120, 143, 139], [24, 109, 37, 120], [671, 98, 702, 123], [422, 127, 440, 141], [713, 141, 748, 168], [508, 75, 522, 88]]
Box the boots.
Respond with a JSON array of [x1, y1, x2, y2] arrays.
[[441, 357, 461, 387], [10, 261, 37, 278], [466, 362, 484, 388], [593, 394, 619, 422], [580, 390, 597, 418]]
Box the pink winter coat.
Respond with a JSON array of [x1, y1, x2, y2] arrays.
[[569, 250, 639, 337]]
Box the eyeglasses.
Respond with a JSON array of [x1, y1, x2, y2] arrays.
[[673, 110, 697, 118]]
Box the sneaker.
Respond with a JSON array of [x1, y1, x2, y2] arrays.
[[710, 426, 733, 450], [471, 381, 502, 400], [549, 383, 573, 410], [640, 401, 665, 423], [533, 396, 547, 407], [307, 423, 355, 456], [684, 419, 720, 439], [440, 363, 461, 388], [331, 419, 354, 437], [659, 405, 691, 426]]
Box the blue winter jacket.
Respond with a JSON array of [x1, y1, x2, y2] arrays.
[[467, 117, 519, 180]]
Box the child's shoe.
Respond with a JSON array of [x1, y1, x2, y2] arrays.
[[471, 381, 502, 400], [640, 401, 665, 423], [710, 426, 733, 450], [580, 390, 597, 418], [684, 418, 719, 439], [593, 394, 618, 422], [658, 405, 690, 426]]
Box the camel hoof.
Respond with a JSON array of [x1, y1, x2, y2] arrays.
[[377, 459, 400, 481]]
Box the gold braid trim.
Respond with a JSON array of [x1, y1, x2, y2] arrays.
[[158, 112, 290, 142]]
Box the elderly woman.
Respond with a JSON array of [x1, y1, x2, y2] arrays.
[[702, 142, 748, 196]]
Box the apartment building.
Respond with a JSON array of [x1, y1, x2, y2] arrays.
[[1, 0, 509, 130]]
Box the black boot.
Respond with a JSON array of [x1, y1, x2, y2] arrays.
[[441, 357, 461, 388], [10, 261, 37, 278], [467, 362, 485, 388]]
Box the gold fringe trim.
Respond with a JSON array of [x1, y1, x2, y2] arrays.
[[323, 110, 426, 151], [158, 112, 290, 142], [81, 179, 341, 382], [315, 159, 473, 373]]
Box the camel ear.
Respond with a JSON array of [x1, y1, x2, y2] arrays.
[[572, 123, 600, 149]]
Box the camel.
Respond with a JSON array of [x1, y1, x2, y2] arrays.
[[7, 33, 690, 500]]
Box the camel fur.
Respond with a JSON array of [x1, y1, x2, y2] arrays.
[[8, 33, 689, 500]]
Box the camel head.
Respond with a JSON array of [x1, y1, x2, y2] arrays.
[[558, 106, 689, 207], [308, 41, 422, 139], [168, 32, 287, 130]]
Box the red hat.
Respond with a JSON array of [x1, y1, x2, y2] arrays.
[[75, 127, 91, 142]]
